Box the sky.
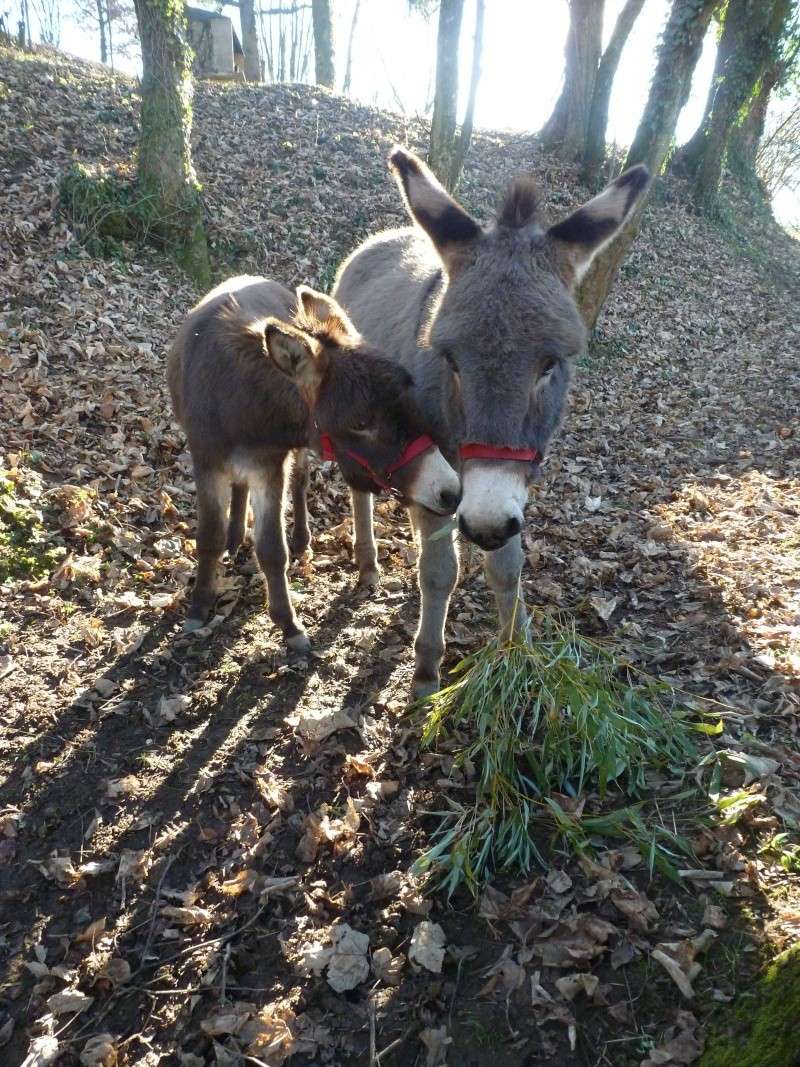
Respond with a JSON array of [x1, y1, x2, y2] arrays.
[[24, 0, 800, 226]]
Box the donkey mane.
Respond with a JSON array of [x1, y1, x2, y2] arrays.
[[217, 297, 269, 363], [497, 176, 541, 230]]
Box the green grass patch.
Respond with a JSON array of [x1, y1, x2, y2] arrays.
[[0, 475, 62, 582], [415, 614, 717, 896]]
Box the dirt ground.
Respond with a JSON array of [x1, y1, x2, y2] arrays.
[[1, 44, 799, 1067]]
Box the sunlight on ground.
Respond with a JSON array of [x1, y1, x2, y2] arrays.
[[656, 470, 800, 690]]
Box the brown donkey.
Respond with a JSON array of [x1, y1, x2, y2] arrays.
[[334, 149, 651, 696], [168, 275, 460, 650]]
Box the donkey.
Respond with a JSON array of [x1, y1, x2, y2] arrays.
[[167, 275, 461, 650], [333, 148, 650, 696]]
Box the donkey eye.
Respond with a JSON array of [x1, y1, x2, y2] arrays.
[[350, 420, 373, 435], [540, 358, 558, 378], [441, 348, 458, 370]]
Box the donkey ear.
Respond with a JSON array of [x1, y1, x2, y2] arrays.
[[296, 285, 359, 341], [388, 145, 480, 268], [264, 319, 327, 396], [546, 165, 651, 288]]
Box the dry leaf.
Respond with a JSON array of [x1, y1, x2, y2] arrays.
[[409, 921, 446, 974], [47, 989, 95, 1015], [325, 924, 370, 993], [79, 1034, 117, 1067], [419, 1026, 451, 1067]]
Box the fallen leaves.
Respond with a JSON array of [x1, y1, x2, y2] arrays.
[[409, 921, 447, 974], [298, 923, 370, 992]]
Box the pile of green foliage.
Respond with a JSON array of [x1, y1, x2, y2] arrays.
[[415, 615, 718, 895]]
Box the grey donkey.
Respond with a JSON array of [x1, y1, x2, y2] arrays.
[[168, 275, 460, 651], [333, 148, 651, 696]]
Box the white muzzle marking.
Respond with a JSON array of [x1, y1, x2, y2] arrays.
[[457, 463, 527, 539], [407, 448, 461, 513]]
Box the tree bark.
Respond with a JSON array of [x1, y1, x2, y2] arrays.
[[625, 0, 718, 174], [428, 0, 465, 188], [106, 0, 114, 71], [311, 0, 334, 88], [132, 0, 211, 285], [727, 61, 781, 186], [581, 0, 646, 187], [96, 0, 108, 63], [540, 0, 604, 161], [577, 0, 718, 330], [447, 0, 484, 191], [342, 0, 360, 95], [240, 0, 263, 81], [689, 0, 790, 214]]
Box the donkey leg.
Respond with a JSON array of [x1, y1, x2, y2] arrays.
[[188, 469, 230, 628], [351, 489, 380, 588], [484, 533, 529, 643], [288, 448, 311, 558], [227, 482, 249, 555], [251, 459, 310, 652], [410, 505, 459, 700]]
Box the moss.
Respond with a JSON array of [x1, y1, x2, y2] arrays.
[[0, 477, 62, 582], [697, 944, 800, 1067]]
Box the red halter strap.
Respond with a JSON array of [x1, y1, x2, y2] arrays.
[[459, 442, 542, 464], [318, 433, 436, 495]]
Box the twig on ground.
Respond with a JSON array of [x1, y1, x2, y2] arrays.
[[369, 998, 377, 1067], [376, 1023, 416, 1062]]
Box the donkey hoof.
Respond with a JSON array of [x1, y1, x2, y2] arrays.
[[410, 676, 441, 703], [183, 614, 208, 634], [286, 631, 312, 654], [289, 533, 311, 559], [357, 566, 381, 591]]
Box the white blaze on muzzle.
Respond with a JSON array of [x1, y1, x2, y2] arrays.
[[457, 462, 528, 542], [406, 447, 461, 514]]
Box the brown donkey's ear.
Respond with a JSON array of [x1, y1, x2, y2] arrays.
[[264, 319, 327, 398], [296, 286, 359, 343], [547, 164, 651, 288], [388, 146, 480, 269]]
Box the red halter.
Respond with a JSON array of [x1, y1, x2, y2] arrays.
[[318, 433, 436, 495], [459, 442, 542, 464]]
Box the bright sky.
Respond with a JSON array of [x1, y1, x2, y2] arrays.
[[34, 0, 800, 225]]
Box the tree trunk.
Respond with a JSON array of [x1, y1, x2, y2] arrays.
[[96, 0, 108, 63], [132, 0, 211, 286], [342, 0, 360, 95], [311, 0, 334, 88], [447, 0, 485, 191], [727, 61, 780, 186], [581, 0, 646, 187], [106, 0, 114, 71], [577, 0, 718, 329], [428, 0, 465, 188], [540, 0, 604, 161], [240, 0, 263, 81], [689, 0, 790, 214]]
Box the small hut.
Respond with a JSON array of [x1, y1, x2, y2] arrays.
[[186, 6, 245, 80]]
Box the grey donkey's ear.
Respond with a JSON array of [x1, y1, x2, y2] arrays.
[[388, 146, 480, 268], [547, 164, 651, 288], [296, 285, 359, 342], [264, 318, 327, 396]]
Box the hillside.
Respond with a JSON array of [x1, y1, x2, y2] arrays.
[[1, 43, 800, 1067]]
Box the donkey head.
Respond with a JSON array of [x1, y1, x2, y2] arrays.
[[266, 286, 460, 514], [389, 147, 650, 551]]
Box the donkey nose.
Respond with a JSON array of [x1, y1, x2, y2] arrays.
[[438, 487, 461, 514], [459, 513, 514, 552], [504, 514, 522, 540]]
